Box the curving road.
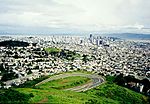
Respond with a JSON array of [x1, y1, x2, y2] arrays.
[[35, 72, 105, 92]]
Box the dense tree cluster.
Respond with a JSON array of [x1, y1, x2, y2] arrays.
[[0, 64, 18, 81], [0, 40, 29, 47], [45, 48, 81, 61], [0, 89, 33, 104], [114, 74, 150, 95]]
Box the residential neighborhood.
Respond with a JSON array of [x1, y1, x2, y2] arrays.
[[0, 35, 150, 95]]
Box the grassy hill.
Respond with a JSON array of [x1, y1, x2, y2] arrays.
[[0, 72, 149, 104], [16, 76, 92, 104], [85, 83, 148, 104]]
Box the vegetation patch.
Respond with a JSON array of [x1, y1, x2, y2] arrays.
[[16, 75, 92, 104], [36, 76, 91, 90], [85, 83, 148, 104], [2, 72, 149, 104], [45, 47, 81, 61], [0, 40, 29, 47], [45, 47, 61, 55], [0, 89, 33, 104], [85, 76, 149, 104]]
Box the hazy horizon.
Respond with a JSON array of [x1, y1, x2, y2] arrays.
[[0, 0, 150, 34]]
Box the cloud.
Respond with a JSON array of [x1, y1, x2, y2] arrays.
[[0, 0, 150, 34]]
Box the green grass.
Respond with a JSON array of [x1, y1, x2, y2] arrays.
[[16, 88, 92, 104], [85, 83, 148, 104], [5, 73, 149, 104], [0, 89, 32, 104], [45, 47, 61, 53], [58, 70, 93, 76], [16, 81, 149, 104], [36, 76, 91, 90], [16, 76, 92, 104]]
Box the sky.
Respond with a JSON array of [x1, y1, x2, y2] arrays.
[[0, 0, 150, 34]]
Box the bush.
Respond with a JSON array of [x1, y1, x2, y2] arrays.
[[29, 93, 34, 97], [0, 89, 32, 103]]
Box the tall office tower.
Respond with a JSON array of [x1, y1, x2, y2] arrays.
[[89, 34, 93, 43], [90, 34, 92, 38], [96, 39, 99, 46]]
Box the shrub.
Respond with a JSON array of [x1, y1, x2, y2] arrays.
[[0, 89, 32, 103]]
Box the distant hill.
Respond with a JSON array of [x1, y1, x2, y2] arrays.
[[0, 40, 29, 47], [108, 33, 150, 40]]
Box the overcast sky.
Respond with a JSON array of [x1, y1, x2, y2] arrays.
[[0, 0, 150, 34]]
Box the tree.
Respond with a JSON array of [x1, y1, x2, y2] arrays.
[[114, 74, 126, 86], [141, 78, 150, 93], [0, 64, 5, 74], [1, 71, 17, 81], [124, 75, 135, 82], [82, 54, 89, 63], [0, 89, 32, 103]]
